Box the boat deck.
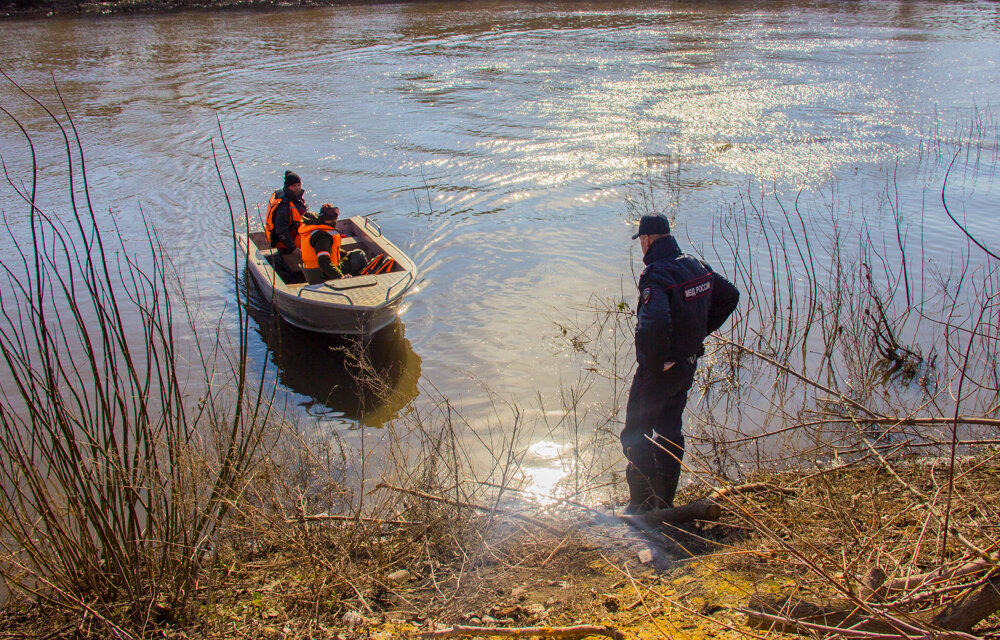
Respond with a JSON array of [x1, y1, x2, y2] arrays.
[[240, 216, 417, 334]]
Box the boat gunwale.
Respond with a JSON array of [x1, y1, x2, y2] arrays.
[[237, 216, 418, 314]]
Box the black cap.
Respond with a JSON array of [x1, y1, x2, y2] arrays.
[[631, 215, 671, 239], [284, 170, 301, 188]]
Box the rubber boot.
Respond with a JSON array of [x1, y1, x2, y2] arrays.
[[624, 465, 655, 515], [655, 464, 682, 510], [648, 474, 670, 510]]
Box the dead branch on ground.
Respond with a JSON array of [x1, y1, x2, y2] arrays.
[[420, 624, 625, 640], [375, 482, 564, 535]]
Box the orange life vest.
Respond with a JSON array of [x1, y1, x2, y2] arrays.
[[265, 190, 306, 250], [297, 223, 341, 270]]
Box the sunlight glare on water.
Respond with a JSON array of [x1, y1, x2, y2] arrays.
[[1, 1, 998, 464], [522, 440, 573, 505]]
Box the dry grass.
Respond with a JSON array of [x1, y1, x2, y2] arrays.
[[7, 450, 990, 640]]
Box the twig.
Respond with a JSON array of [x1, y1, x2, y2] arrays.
[[711, 416, 1000, 446], [848, 415, 998, 565], [885, 559, 992, 593], [285, 514, 417, 526], [620, 559, 672, 639], [736, 606, 970, 639], [890, 574, 994, 608], [375, 482, 563, 535], [718, 338, 883, 419], [540, 533, 571, 568], [942, 150, 1000, 261], [477, 480, 609, 519], [419, 624, 624, 640], [711, 481, 796, 499]]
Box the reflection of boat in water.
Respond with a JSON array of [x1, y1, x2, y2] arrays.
[[237, 216, 418, 335], [245, 274, 421, 426]]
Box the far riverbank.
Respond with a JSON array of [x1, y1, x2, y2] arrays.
[[0, 0, 409, 18]]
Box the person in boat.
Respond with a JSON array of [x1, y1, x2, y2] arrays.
[[265, 170, 311, 272], [622, 214, 739, 514], [297, 204, 367, 284]]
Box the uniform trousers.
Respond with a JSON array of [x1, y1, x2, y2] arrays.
[[620, 359, 697, 483]]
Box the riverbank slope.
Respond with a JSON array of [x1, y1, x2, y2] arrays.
[[3, 453, 998, 639]]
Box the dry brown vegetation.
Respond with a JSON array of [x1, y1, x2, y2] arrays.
[[7, 450, 993, 640], [1, 78, 999, 640]]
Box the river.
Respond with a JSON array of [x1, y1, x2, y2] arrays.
[[1, 1, 998, 497]]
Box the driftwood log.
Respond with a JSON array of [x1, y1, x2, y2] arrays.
[[744, 575, 1000, 638], [885, 560, 992, 592], [932, 573, 1000, 633], [618, 498, 722, 530], [742, 595, 920, 635], [618, 481, 794, 529]]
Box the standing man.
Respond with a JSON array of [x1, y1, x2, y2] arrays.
[[622, 215, 739, 514], [265, 170, 311, 272]]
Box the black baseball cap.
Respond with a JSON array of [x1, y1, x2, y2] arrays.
[[631, 215, 671, 239]]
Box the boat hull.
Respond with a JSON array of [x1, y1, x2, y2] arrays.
[[245, 262, 403, 335], [237, 216, 417, 336]]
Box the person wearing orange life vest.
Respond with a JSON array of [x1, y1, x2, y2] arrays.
[[298, 204, 367, 284], [265, 170, 311, 271]]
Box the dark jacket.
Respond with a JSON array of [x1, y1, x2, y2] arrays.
[[635, 235, 740, 373], [270, 187, 309, 254], [308, 228, 344, 280]]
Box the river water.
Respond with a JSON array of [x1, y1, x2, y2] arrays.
[[2, 1, 999, 495]]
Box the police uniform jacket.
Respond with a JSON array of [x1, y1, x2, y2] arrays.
[[635, 235, 740, 373]]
